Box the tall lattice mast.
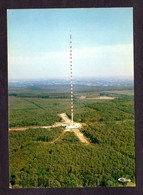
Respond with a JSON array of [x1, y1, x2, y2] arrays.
[[70, 30, 73, 125]]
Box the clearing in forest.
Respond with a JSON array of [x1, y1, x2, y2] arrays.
[[9, 112, 89, 144]]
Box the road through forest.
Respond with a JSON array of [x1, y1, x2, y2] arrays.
[[9, 113, 89, 144]]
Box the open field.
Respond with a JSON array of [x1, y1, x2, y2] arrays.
[[103, 90, 134, 96], [9, 83, 135, 188], [87, 96, 116, 100]]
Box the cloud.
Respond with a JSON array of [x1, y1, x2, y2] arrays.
[[72, 44, 133, 77], [8, 44, 133, 79]]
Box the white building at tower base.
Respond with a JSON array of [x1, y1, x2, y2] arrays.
[[65, 122, 81, 131]]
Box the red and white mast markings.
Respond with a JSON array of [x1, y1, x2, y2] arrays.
[[70, 30, 73, 125]]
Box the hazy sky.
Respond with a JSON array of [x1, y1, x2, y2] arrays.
[[7, 8, 133, 80]]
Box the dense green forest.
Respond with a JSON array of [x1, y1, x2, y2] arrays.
[[9, 86, 135, 188]]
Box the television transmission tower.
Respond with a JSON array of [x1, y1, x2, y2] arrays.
[[70, 30, 73, 125], [65, 31, 81, 131]]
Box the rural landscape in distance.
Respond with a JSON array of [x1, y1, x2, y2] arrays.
[[8, 8, 135, 188], [8, 77, 135, 188]]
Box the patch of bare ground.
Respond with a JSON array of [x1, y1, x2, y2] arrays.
[[71, 129, 89, 144], [79, 96, 86, 99], [59, 113, 71, 124], [59, 113, 89, 144], [78, 96, 116, 100], [87, 96, 116, 100]]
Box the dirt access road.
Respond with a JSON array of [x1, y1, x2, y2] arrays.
[[9, 113, 89, 144], [59, 113, 89, 144], [59, 113, 71, 125], [71, 128, 89, 144], [9, 113, 68, 131]]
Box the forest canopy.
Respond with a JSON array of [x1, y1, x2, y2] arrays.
[[9, 85, 135, 188]]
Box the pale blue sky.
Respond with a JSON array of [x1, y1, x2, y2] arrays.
[[7, 8, 133, 80]]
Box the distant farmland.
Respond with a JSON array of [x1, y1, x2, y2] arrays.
[[9, 82, 135, 188]]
